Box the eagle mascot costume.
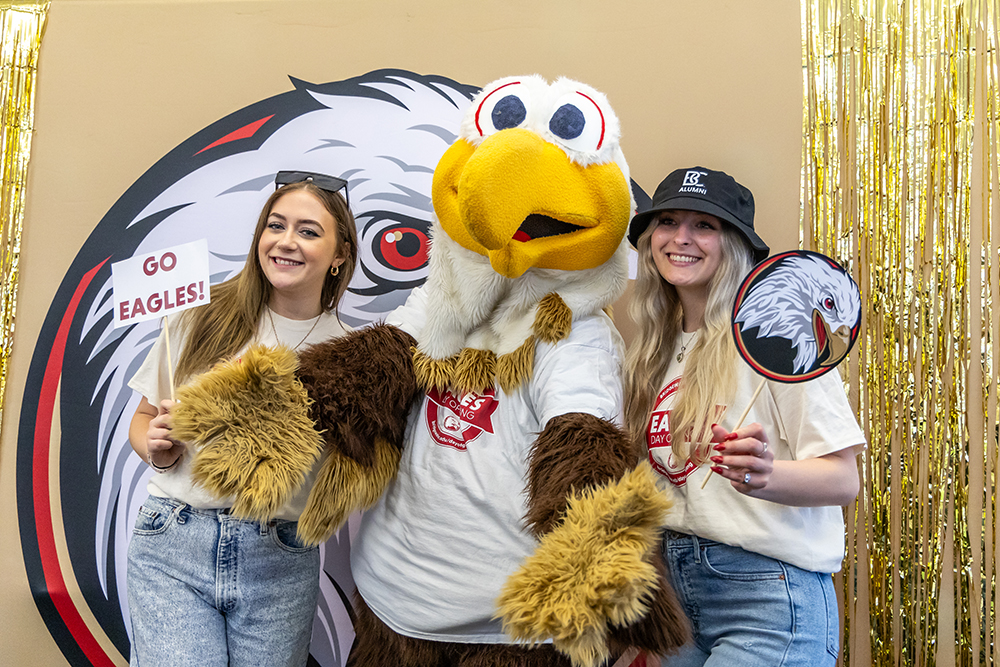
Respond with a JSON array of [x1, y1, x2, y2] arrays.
[[172, 75, 690, 667]]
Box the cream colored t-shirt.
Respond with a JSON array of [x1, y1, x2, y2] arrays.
[[646, 334, 865, 573], [128, 309, 351, 520]]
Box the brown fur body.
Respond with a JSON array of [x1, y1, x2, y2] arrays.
[[297, 323, 419, 467], [347, 594, 574, 667]]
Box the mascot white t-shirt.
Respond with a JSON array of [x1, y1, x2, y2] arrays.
[[351, 286, 625, 642], [648, 334, 865, 574]]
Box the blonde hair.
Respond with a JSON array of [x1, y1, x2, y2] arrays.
[[623, 220, 753, 462], [174, 181, 358, 383]]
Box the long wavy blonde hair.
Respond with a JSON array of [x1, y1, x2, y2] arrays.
[[174, 181, 358, 383], [623, 218, 753, 462]]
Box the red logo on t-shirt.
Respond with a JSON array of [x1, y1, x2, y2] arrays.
[[646, 378, 724, 487], [425, 387, 499, 451]]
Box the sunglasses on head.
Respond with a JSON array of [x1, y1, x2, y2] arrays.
[[275, 170, 350, 207]]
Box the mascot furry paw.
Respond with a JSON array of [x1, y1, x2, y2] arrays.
[[172, 344, 323, 522], [174, 75, 690, 666]]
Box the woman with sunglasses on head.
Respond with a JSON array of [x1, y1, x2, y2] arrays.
[[624, 167, 864, 666], [125, 172, 358, 667]]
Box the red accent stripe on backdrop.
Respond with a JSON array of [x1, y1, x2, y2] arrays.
[[195, 114, 274, 155], [33, 258, 117, 667]]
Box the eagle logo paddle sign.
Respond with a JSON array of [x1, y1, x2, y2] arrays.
[[732, 250, 861, 383]]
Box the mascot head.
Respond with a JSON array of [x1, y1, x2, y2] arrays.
[[431, 75, 632, 279], [415, 75, 632, 392]]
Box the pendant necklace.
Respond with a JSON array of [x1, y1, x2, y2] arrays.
[[267, 308, 322, 351], [676, 330, 697, 363]]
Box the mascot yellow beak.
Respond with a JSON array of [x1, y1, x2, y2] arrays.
[[432, 128, 630, 279]]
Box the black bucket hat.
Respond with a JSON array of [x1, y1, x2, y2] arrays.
[[627, 166, 769, 263]]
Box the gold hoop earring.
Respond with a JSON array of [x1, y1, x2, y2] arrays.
[[330, 265, 339, 277]]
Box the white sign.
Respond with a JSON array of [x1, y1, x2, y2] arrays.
[[111, 239, 211, 327]]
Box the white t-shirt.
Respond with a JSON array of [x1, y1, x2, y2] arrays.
[[647, 333, 866, 573], [351, 286, 625, 643], [128, 309, 351, 520]]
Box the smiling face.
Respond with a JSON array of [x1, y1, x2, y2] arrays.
[[257, 189, 344, 318], [650, 209, 724, 304]]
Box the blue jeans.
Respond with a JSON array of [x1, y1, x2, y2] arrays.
[[127, 495, 320, 667], [660, 532, 839, 667]]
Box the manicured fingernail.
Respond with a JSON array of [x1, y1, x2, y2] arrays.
[[710, 456, 723, 464], [710, 466, 723, 474], [713, 444, 726, 451], [725, 433, 739, 442], [711, 423, 718, 429]]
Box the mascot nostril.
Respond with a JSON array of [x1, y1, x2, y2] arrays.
[[175, 74, 690, 667]]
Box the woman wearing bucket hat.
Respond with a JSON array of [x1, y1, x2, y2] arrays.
[[623, 166, 864, 665]]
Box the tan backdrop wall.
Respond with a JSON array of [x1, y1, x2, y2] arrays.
[[0, 1, 801, 664]]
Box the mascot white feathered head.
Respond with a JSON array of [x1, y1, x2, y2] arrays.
[[432, 74, 632, 278], [416, 75, 633, 390]]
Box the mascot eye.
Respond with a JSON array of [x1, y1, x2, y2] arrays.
[[475, 81, 529, 137], [379, 227, 429, 271], [547, 91, 606, 153], [823, 296, 835, 310], [492, 96, 527, 130], [549, 104, 585, 140]]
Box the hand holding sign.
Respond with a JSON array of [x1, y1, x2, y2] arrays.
[[701, 250, 861, 487], [112, 239, 212, 398]]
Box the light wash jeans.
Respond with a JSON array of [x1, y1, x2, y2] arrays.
[[660, 531, 839, 667], [127, 495, 320, 667]]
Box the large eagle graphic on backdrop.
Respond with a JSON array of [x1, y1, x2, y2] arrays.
[[16, 70, 479, 667]]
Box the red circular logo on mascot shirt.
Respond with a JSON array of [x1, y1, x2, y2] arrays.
[[425, 387, 499, 450]]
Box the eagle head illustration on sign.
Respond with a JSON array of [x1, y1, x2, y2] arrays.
[[732, 249, 862, 382]]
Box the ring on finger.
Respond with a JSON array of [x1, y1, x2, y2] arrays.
[[743, 471, 751, 484], [760, 440, 768, 456]]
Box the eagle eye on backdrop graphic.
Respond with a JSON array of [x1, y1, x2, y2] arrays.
[[15, 69, 650, 666]]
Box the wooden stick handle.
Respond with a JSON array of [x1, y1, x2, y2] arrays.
[[163, 318, 175, 402], [700, 377, 766, 489]]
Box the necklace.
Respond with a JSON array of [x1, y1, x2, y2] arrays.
[[267, 308, 322, 351], [676, 330, 697, 363]]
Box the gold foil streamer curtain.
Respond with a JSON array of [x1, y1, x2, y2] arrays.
[[0, 2, 46, 434], [802, 1, 999, 666]]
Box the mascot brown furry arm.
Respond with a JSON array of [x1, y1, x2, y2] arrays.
[[293, 323, 419, 544], [173, 324, 419, 547], [499, 413, 690, 666]]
